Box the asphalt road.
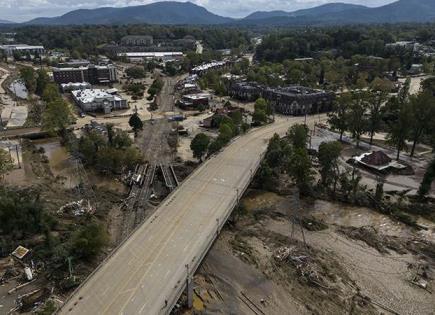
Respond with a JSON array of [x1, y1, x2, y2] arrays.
[[59, 115, 323, 315]]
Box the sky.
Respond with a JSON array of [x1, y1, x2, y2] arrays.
[[0, 0, 397, 22]]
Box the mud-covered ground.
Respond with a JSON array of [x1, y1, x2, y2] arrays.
[[190, 191, 434, 315]]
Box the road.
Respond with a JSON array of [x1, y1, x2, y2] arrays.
[[0, 127, 42, 139], [59, 115, 323, 315]]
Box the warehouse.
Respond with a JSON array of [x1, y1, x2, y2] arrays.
[[71, 89, 128, 114]]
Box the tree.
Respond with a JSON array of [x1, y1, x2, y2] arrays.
[[318, 141, 342, 193], [288, 148, 314, 195], [219, 123, 234, 143], [129, 113, 143, 132], [42, 99, 74, 136], [126, 66, 146, 79], [20, 67, 36, 95], [386, 99, 412, 160], [253, 98, 268, 125], [0, 150, 13, 179], [42, 83, 61, 103], [70, 222, 108, 260], [190, 133, 210, 161], [418, 158, 435, 199], [328, 93, 350, 141], [408, 91, 435, 157], [348, 91, 368, 148], [287, 124, 309, 150], [367, 91, 387, 145], [36, 69, 50, 96]]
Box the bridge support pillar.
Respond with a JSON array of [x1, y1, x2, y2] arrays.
[[186, 275, 193, 308]]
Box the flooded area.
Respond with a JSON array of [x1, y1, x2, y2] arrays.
[[33, 138, 78, 188], [197, 190, 435, 315]]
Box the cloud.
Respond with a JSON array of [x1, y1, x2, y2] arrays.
[[0, 0, 396, 22]]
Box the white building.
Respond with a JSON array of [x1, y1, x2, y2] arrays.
[[0, 44, 44, 56], [117, 52, 183, 63], [72, 89, 128, 114], [61, 82, 92, 93]]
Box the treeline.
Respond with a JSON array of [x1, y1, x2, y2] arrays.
[[13, 25, 250, 57], [329, 79, 435, 160], [256, 24, 435, 62]]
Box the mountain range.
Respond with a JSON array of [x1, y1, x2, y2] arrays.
[[19, 0, 435, 26], [0, 19, 14, 24]]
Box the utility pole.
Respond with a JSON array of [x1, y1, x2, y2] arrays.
[[290, 188, 307, 248]]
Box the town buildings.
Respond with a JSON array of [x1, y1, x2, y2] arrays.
[[71, 89, 128, 113], [53, 64, 117, 85]]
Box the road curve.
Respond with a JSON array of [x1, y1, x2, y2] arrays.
[[59, 116, 321, 315]]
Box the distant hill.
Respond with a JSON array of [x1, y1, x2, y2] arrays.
[[26, 1, 233, 25], [245, 3, 366, 20], [22, 0, 435, 26], [0, 19, 14, 24], [240, 0, 435, 25]]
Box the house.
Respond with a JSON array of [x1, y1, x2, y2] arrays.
[[353, 151, 406, 172]]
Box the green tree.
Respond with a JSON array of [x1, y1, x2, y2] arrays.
[[287, 124, 309, 150], [70, 222, 108, 260], [318, 141, 342, 193], [36, 69, 50, 96], [20, 67, 36, 95], [190, 133, 210, 161], [288, 148, 314, 195], [348, 92, 368, 148], [42, 83, 61, 103], [408, 91, 435, 157], [129, 113, 143, 132], [219, 123, 233, 143], [418, 158, 435, 199], [367, 91, 387, 145], [0, 150, 13, 179], [328, 93, 350, 141], [42, 99, 74, 136], [386, 99, 412, 160], [126, 66, 146, 79]]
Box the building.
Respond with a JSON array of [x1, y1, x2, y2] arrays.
[[117, 52, 183, 63], [71, 89, 128, 113], [57, 59, 91, 68], [53, 64, 117, 85], [191, 61, 228, 75], [61, 82, 92, 93], [229, 81, 335, 116], [121, 35, 154, 47], [177, 93, 211, 109], [353, 151, 406, 173], [229, 81, 263, 102], [409, 64, 424, 75], [0, 44, 44, 56], [263, 86, 335, 116]]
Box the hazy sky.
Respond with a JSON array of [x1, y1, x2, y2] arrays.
[[1, 0, 397, 22]]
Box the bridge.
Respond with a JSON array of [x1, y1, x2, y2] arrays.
[[58, 116, 317, 315]]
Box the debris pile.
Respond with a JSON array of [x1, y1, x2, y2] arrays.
[[58, 199, 95, 216], [273, 246, 332, 289]]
